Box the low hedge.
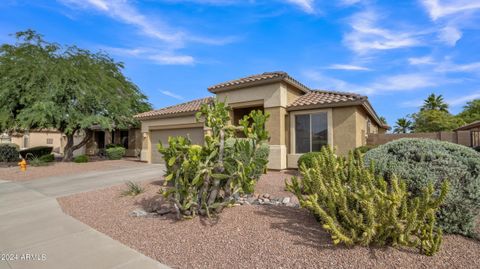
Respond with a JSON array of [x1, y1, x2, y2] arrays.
[[0, 143, 20, 162], [74, 155, 89, 163], [39, 153, 55, 163], [106, 147, 125, 160], [20, 146, 53, 159], [106, 143, 124, 149], [355, 145, 378, 154]]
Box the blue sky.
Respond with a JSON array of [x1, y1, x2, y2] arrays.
[[1, 0, 480, 126]]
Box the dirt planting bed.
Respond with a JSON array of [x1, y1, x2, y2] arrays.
[[0, 159, 146, 181], [58, 172, 480, 269]]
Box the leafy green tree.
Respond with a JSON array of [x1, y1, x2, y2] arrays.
[[421, 93, 449, 112], [0, 30, 151, 161], [379, 116, 388, 125], [412, 110, 464, 132], [457, 99, 480, 124], [393, 117, 412, 133]]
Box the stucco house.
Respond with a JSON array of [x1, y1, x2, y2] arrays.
[[135, 72, 388, 169]]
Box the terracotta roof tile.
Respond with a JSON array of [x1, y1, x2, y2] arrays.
[[288, 90, 366, 108], [208, 71, 310, 93], [134, 97, 213, 119]]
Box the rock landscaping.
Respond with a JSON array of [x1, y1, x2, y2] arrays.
[[58, 172, 480, 269]]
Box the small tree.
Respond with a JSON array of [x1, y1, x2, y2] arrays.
[[458, 99, 480, 124], [421, 93, 449, 112], [393, 117, 412, 133], [0, 30, 151, 161], [158, 99, 270, 218], [412, 110, 464, 132]]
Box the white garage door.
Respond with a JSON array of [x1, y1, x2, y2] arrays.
[[150, 128, 204, 164]]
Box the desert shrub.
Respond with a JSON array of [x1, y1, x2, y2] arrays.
[[286, 147, 449, 256], [19, 146, 53, 159], [364, 138, 480, 237], [0, 143, 19, 162], [158, 99, 270, 219], [355, 144, 377, 154], [297, 152, 322, 169], [106, 143, 123, 149], [74, 154, 89, 163], [121, 181, 144, 196], [39, 153, 55, 163], [106, 147, 125, 160]]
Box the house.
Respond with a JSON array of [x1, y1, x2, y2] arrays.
[[7, 128, 141, 158], [134, 72, 388, 169]]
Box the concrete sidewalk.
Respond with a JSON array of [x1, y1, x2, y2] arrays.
[[0, 165, 169, 269]]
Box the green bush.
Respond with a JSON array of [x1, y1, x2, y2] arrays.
[[39, 153, 55, 163], [297, 152, 323, 168], [106, 147, 125, 160], [158, 99, 270, 219], [355, 144, 378, 154], [74, 154, 89, 163], [0, 143, 20, 162], [19, 146, 53, 159], [365, 138, 480, 237], [106, 143, 123, 149], [286, 147, 449, 256]]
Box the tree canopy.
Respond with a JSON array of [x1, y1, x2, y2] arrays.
[[0, 30, 151, 160], [421, 93, 449, 112], [457, 99, 480, 124], [393, 118, 412, 133], [411, 110, 464, 133]]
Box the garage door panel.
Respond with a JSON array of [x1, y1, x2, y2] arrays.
[[150, 128, 204, 164]]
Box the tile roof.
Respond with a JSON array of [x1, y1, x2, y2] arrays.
[[208, 71, 310, 93], [287, 89, 366, 109], [455, 120, 480, 131], [134, 97, 213, 119]]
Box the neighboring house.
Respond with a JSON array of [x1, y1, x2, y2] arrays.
[[135, 71, 388, 169], [7, 128, 141, 157]]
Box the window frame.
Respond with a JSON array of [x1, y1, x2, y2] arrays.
[[290, 108, 333, 154]]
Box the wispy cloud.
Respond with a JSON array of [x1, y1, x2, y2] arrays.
[[446, 91, 480, 106], [408, 56, 435, 65], [284, 0, 315, 13], [104, 46, 195, 65], [421, 0, 480, 20], [149, 54, 195, 65], [343, 10, 424, 54], [327, 64, 371, 71], [160, 90, 185, 100], [438, 26, 462, 46]]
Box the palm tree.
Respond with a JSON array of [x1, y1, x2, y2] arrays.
[[393, 118, 412, 133], [421, 93, 449, 112]]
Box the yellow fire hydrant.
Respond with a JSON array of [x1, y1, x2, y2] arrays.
[[18, 159, 27, 172]]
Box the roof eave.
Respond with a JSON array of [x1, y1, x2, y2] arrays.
[[134, 111, 199, 121], [287, 100, 365, 111]]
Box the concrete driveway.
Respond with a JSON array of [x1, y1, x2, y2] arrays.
[[0, 164, 169, 269]]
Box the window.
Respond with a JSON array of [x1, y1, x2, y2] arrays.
[[46, 138, 53, 145], [295, 112, 328, 153]]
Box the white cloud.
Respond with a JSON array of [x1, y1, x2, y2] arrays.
[[435, 61, 480, 72], [446, 91, 480, 106], [284, 0, 315, 13], [105, 46, 195, 65], [408, 56, 435, 65], [161, 90, 185, 100], [340, 0, 362, 6], [327, 64, 371, 71], [421, 0, 480, 20], [368, 74, 438, 93], [149, 54, 195, 65], [343, 10, 423, 54], [438, 26, 462, 46]]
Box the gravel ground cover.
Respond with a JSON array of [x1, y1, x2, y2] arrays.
[[0, 159, 146, 181], [58, 171, 480, 269]]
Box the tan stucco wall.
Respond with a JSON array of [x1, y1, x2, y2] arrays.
[[332, 106, 358, 156], [286, 85, 303, 104], [217, 82, 287, 108], [11, 131, 63, 153], [265, 107, 287, 146], [149, 127, 204, 164]]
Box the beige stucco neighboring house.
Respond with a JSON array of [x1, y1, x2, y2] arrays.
[[135, 72, 388, 169]]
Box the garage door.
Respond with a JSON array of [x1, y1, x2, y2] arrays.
[[150, 128, 204, 164]]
